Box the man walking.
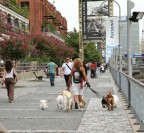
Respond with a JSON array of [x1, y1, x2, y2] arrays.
[[47, 59, 58, 86], [61, 57, 73, 87]]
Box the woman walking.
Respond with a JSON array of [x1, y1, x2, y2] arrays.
[[67, 58, 90, 109], [3, 60, 17, 103]]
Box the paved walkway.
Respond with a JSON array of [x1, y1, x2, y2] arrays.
[[0, 70, 138, 133]]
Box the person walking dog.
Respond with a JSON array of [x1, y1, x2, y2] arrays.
[[67, 58, 90, 109]]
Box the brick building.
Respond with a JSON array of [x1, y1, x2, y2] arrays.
[[16, 0, 67, 35]]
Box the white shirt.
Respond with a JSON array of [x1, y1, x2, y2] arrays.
[[62, 62, 73, 75], [5, 68, 14, 78]]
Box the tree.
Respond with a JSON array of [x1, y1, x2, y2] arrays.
[[65, 28, 79, 58], [65, 28, 101, 62], [84, 43, 101, 62], [0, 34, 33, 62]]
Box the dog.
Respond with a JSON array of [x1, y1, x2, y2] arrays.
[[56, 94, 64, 109], [79, 97, 86, 109], [40, 99, 48, 110], [101, 91, 119, 111], [57, 90, 73, 111], [101, 96, 107, 108]]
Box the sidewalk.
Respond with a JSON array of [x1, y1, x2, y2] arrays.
[[0, 70, 138, 133], [77, 70, 135, 133]]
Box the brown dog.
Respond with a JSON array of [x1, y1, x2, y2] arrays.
[[106, 91, 114, 111]]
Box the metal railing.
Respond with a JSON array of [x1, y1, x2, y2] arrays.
[[110, 66, 144, 131], [16, 62, 47, 73]]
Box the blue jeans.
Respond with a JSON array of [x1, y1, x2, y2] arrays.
[[49, 73, 55, 86]]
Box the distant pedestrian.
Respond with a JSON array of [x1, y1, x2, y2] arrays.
[[90, 61, 96, 78], [96, 61, 101, 76], [47, 59, 58, 86], [3, 60, 17, 103], [100, 64, 105, 73], [44, 66, 49, 78], [60, 57, 73, 87], [67, 58, 91, 109]]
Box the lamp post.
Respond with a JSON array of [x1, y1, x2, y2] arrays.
[[100, 0, 122, 71], [127, 0, 135, 77]]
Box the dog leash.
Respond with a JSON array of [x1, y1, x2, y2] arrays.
[[86, 85, 103, 98], [47, 97, 57, 103]]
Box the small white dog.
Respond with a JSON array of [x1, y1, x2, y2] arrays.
[[56, 94, 64, 109], [40, 99, 48, 110], [56, 90, 73, 111], [113, 95, 119, 108]]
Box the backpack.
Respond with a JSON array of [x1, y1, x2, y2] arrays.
[[73, 68, 82, 83]]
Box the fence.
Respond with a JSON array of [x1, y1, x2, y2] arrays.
[[0, 62, 60, 80], [110, 67, 144, 132], [16, 62, 47, 73]]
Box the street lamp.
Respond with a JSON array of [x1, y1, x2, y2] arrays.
[[127, 0, 135, 77], [100, 0, 122, 71]]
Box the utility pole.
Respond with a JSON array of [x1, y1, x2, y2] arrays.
[[108, 0, 113, 17], [78, 0, 84, 61], [127, 0, 134, 77]]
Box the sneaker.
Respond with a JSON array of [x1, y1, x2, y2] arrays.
[[75, 102, 78, 109]]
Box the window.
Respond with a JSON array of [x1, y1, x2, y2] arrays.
[[20, 2, 29, 11]]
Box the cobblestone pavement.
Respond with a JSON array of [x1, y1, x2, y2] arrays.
[[0, 70, 135, 133]]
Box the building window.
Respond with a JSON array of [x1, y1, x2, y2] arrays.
[[7, 14, 11, 25], [14, 19, 19, 28], [20, 2, 29, 11]]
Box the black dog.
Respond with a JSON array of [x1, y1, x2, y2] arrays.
[[101, 96, 107, 108]]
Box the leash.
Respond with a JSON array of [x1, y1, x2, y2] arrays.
[[46, 93, 63, 103], [86, 85, 103, 98], [47, 97, 57, 103]]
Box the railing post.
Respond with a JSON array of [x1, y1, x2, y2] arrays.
[[127, 79, 131, 108], [119, 72, 121, 91]]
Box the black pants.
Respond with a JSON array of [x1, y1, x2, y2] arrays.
[[64, 74, 70, 86]]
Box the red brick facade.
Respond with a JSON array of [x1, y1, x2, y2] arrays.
[[16, 0, 67, 35]]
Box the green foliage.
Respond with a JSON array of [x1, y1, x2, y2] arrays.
[[20, 55, 50, 63], [10, 0, 29, 18], [64, 28, 101, 61], [64, 28, 79, 58], [84, 43, 101, 62], [42, 22, 56, 32]]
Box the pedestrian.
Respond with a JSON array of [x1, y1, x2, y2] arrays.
[[67, 58, 90, 109], [96, 61, 101, 76], [44, 66, 49, 78], [47, 59, 58, 86], [100, 63, 105, 73], [83, 61, 87, 75], [60, 57, 73, 87], [90, 61, 96, 78], [2, 60, 17, 103]]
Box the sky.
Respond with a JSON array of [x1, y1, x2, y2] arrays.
[[48, 0, 144, 32]]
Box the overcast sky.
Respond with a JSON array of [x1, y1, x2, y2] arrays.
[[48, 0, 144, 32]]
